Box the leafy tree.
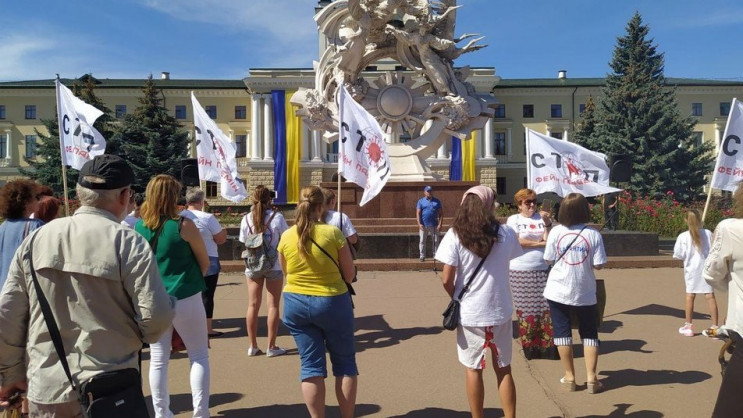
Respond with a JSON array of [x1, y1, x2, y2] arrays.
[[586, 12, 714, 201], [113, 76, 189, 192]]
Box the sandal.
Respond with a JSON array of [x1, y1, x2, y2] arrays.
[[560, 377, 576, 392], [587, 380, 603, 394]]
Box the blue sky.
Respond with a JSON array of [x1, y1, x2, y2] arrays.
[[2, 0, 742, 82]]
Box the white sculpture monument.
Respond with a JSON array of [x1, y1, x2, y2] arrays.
[[291, 0, 495, 181]]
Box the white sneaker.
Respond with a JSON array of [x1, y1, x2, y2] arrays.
[[266, 347, 287, 357], [678, 323, 694, 337], [247, 347, 264, 356]]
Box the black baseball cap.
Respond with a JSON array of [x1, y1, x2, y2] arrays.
[[77, 155, 135, 190]]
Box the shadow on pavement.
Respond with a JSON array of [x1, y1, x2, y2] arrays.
[[601, 368, 712, 389], [577, 402, 663, 417], [388, 407, 504, 417], [213, 316, 291, 339], [355, 314, 444, 353], [599, 319, 623, 333], [216, 403, 381, 417], [153, 392, 244, 415], [597, 339, 652, 355], [612, 303, 710, 320]]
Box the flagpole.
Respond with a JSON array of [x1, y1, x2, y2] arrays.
[[337, 86, 344, 213], [525, 128, 532, 189], [55, 77, 71, 217]]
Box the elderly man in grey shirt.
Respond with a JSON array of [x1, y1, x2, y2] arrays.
[[0, 155, 174, 417]]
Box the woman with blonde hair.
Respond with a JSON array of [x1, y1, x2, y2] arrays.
[[506, 187, 557, 360], [672, 209, 717, 337], [239, 185, 289, 357], [543, 193, 606, 394], [435, 186, 523, 418], [135, 174, 211, 418], [277, 186, 357, 418]]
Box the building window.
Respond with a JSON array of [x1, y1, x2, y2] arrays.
[[115, 105, 127, 119], [205, 106, 217, 119], [550, 104, 562, 118], [0, 134, 6, 158], [0, 105, 5, 119], [205, 181, 218, 198], [494, 132, 506, 155], [494, 104, 505, 118], [691, 103, 703, 116], [175, 105, 187, 120], [579, 103, 586, 115], [235, 134, 247, 158], [551, 132, 563, 139], [523, 104, 534, 118], [496, 177, 506, 196], [721, 102, 732, 117], [235, 106, 247, 120], [25, 135, 37, 158], [693, 132, 703, 148], [25, 105, 36, 119]]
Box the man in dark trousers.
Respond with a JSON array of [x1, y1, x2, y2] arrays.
[[603, 192, 619, 230], [417, 185, 443, 261]]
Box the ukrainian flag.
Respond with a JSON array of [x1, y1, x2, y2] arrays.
[[272, 90, 301, 204], [449, 131, 477, 181]]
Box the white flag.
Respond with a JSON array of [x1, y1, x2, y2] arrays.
[[338, 86, 390, 206], [526, 128, 622, 197], [191, 92, 248, 203], [710, 98, 743, 192], [55, 79, 106, 170]]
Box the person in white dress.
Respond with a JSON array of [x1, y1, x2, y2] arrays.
[[672, 209, 718, 337]]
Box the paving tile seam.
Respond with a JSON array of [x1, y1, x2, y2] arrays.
[[520, 351, 573, 418]]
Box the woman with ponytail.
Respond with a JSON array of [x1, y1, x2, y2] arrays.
[[673, 209, 718, 337], [239, 185, 289, 357], [277, 186, 357, 418]]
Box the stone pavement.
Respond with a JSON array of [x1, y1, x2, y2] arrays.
[[142, 267, 728, 417]]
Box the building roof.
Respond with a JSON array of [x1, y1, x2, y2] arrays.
[[0, 76, 247, 90], [494, 77, 743, 89]]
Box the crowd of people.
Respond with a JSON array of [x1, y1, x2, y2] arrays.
[[0, 154, 740, 417]]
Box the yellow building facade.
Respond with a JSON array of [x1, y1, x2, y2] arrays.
[[0, 71, 741, 204]]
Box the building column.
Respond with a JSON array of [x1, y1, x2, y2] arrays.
[[437, 139, 448, 159], [483, 119, 494, 159], [5, 129, 12, 162], [262, 94, 273, 161], [546, 127, 552, 137], [563, 127, 569, 141], [477, 129, 484, 159], [715, 126, 722, 153], [251, 94, 263, 161], [506, 128, 513, 161], [301, 124, 310, 161], [311, 130, 322, 162]]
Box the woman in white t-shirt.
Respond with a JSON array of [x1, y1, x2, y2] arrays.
[[543, 193, 606, 394], [506, 188, 557, 360], [672, 209, 718, 337], [435, 186, 523, 418], [239, 185, 289, 357]]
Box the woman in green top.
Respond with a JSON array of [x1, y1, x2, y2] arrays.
[[135, 174, 210, 418]]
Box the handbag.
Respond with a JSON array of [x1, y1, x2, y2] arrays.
[[545, 225, 588, 275], [442, 242, 493, 331], [310, 237, 356, 308], [26, 234, 149, 418]]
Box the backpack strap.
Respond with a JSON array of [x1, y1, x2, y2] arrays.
[[247, 210, 278, 235]]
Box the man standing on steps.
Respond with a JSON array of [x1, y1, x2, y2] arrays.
[[417, 185, 443, 262]]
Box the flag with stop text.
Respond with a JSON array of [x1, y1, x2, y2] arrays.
[[55, 79, 106, 170], [191, 92, 247, 202], [710, 98, 743, 192], [338, 86, 391, 206], [526, 128, 621, 197]]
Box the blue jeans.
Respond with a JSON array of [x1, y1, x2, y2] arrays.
[[282, 292, 358, 381]]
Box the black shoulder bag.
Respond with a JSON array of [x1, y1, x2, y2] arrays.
[[26, 234, 149, 417], [309, 237, 356, 308], [545, 225, 588, 275], [442, 242, 494, 331]]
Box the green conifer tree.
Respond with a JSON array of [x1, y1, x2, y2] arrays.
[[588, 12, 713, 201], [113, 76, 189, 192], [573, 95, 599, 150]]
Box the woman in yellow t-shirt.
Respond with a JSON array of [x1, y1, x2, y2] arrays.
[[277, 186, 357, 418]]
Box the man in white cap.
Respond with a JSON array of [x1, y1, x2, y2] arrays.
[[0, 154, 174, 416], [417, 185, 443, 261]]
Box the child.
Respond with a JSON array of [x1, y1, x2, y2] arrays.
[[672, 209, 718, 337]]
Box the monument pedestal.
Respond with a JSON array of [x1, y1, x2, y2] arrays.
[[320, 181, 478, 219]]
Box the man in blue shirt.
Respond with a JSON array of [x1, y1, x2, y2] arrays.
[[416, 185, 443, 261]]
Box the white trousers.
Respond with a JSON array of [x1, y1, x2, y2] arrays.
[[149, 293, 211, 418]]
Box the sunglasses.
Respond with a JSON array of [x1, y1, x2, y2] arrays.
[[523, 199, 537, 205]]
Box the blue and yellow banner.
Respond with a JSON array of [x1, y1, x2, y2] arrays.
[[272, 90, 301, 204], [449, 131, 477, 181]]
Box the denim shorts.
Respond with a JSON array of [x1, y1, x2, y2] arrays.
[[282, 292, 358, 381]]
